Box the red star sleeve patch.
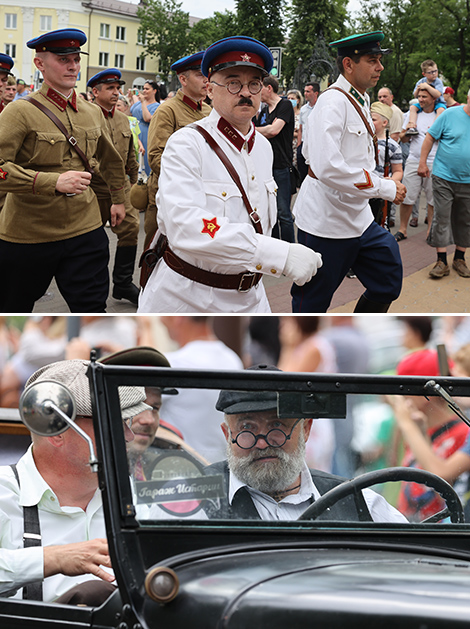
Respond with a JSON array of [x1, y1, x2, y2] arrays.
[[0, 168, 7, 180], [201, 217, 221, 239], [354, 169, 374, 190]]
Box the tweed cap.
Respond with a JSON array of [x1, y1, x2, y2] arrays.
[[25, 359, 150, 419]]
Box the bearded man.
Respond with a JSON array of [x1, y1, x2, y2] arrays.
[[205, 366, 406, 522]]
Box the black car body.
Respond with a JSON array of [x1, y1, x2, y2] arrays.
[[2, 361, 470, 628]]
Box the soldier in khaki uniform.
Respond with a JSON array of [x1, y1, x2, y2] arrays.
[[88, 69, 140, 305], [145, 51, 211, 249], [0, 29, 127, 313]]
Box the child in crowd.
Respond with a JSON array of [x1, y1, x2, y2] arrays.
[[369, 101, 403, 225], [406, 59, 446, 135]]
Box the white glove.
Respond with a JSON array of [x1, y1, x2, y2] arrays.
[[283, 243, 323, 286]]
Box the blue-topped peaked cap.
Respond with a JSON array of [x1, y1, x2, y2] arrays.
[[0, 53, 14, 75], [171, 51, 205, 74], [27, 28, 88, 55], [202, 36, 273, 78], [329, 31, 392, 57], [87, 68, 125, 89]]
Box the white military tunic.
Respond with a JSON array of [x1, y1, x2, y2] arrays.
[[138, 109, 290, 313], [294, 74, 397, 239]]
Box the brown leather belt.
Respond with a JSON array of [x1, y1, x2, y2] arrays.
[[162, 239, 262, 292], [308, 166, 318, 180]]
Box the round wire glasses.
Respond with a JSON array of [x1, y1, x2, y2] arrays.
[[210, 79, 263, 95], [231, 417, 303, 449]]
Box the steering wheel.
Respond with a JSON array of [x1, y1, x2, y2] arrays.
[[298, 467, 464, 523]]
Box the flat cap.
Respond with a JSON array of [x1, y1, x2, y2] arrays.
[[25, 359, 150, 419], [87, 68, 125, 89], [27, 28, 88, 55], [99, 346, 177, 396], [329, 31, 391, 57], [202, 36, 273, 78], [0, 53, 14, 76], [216, 364, 280, 414], [171, 51, 204, 74]]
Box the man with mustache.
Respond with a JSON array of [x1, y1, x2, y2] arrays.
[[292, 31, 407, 313], [138, 36, 322, 313], [205, 365, 406, 522]]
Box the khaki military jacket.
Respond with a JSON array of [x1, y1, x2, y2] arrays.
[[147, 89, 211, 192], [0, 83, 126, 243], [91, 105, 139, 199]]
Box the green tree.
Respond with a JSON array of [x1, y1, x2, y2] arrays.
[[189, 11, 239, 51], [236, 0, 285, 46], [284, 0, 349, 85], [137, 0, 190, 78]]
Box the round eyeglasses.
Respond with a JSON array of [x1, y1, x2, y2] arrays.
[[231, 417, 303, 449], [210, 79, 263, 95]]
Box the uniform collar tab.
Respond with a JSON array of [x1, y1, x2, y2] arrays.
[[217, 117, 256, 153]]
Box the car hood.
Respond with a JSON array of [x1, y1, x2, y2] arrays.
[[145, 546, 470, 628]]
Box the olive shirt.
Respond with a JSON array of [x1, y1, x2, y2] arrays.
[[90, 105, 139, 199], [144, 89, 211, 247], [0, 82, 126, 243]]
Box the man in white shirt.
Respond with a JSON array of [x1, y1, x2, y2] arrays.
[[137, 35, 322, 313], [0, 359, 149, 603], [205, 367, 407, 523], [292, 31, 407, 313], [297, 81, 320, 181], [393, 88, 438, 242]]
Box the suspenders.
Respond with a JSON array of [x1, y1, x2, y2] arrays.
[[10, 464, 43, 601]]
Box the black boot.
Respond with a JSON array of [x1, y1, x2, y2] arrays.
[[112, 245, 140, 305], [354, 294, 391, 313]]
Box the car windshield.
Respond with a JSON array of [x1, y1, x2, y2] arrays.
[[95, 365, 470, 531]]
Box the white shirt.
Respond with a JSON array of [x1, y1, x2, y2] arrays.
[[138, 108, 290, 313], [0, 446, 109, 602], [160, 340, 243, 463], [229, 463, 408, 523], [402, 110, 438, 163], [293, 74, 397, 239]]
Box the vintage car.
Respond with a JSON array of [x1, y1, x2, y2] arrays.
[[2, 359, 470, 628]]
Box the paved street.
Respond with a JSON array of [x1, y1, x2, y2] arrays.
[[33, 202, 470, 314]]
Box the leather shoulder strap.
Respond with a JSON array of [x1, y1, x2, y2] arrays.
[[9, 464, 43, 600], [24, 96, 94, 174], [326, 86, 379, 164], [191, 124, 263, 235]]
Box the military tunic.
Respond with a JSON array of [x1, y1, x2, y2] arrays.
[[144, 89, 212, 248], [91, 105, 139, 247], [0, 82, 126, 243]]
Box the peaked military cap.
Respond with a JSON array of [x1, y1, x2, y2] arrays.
[[329, 31, 392, 57], [202, 36, 273, 78], [0, 53, 14, 76], [171, 51, 205, 74], [27, 28, 88, 55], [87, 68, 125, 89]]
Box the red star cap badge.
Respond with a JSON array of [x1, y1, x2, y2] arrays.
[[0, 168, 7, 180], [241, 53, 251, 62], [201, 217, 221, 239]]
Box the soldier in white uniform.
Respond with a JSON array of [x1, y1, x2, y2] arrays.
[[292, 31, 407, 313], [138, 36, 322, 313]]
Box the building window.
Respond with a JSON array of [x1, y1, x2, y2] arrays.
[[115, 54, 125, 69], [100, 23, 110, 38], [5, 44, 16, 58], [136, 56, 146, 71], [137, 29, 146, 45], [5, 14, 17, 29], [40, 16, 52, 32], [116, 26, 126, 41], [99, 52, 109, 67]]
